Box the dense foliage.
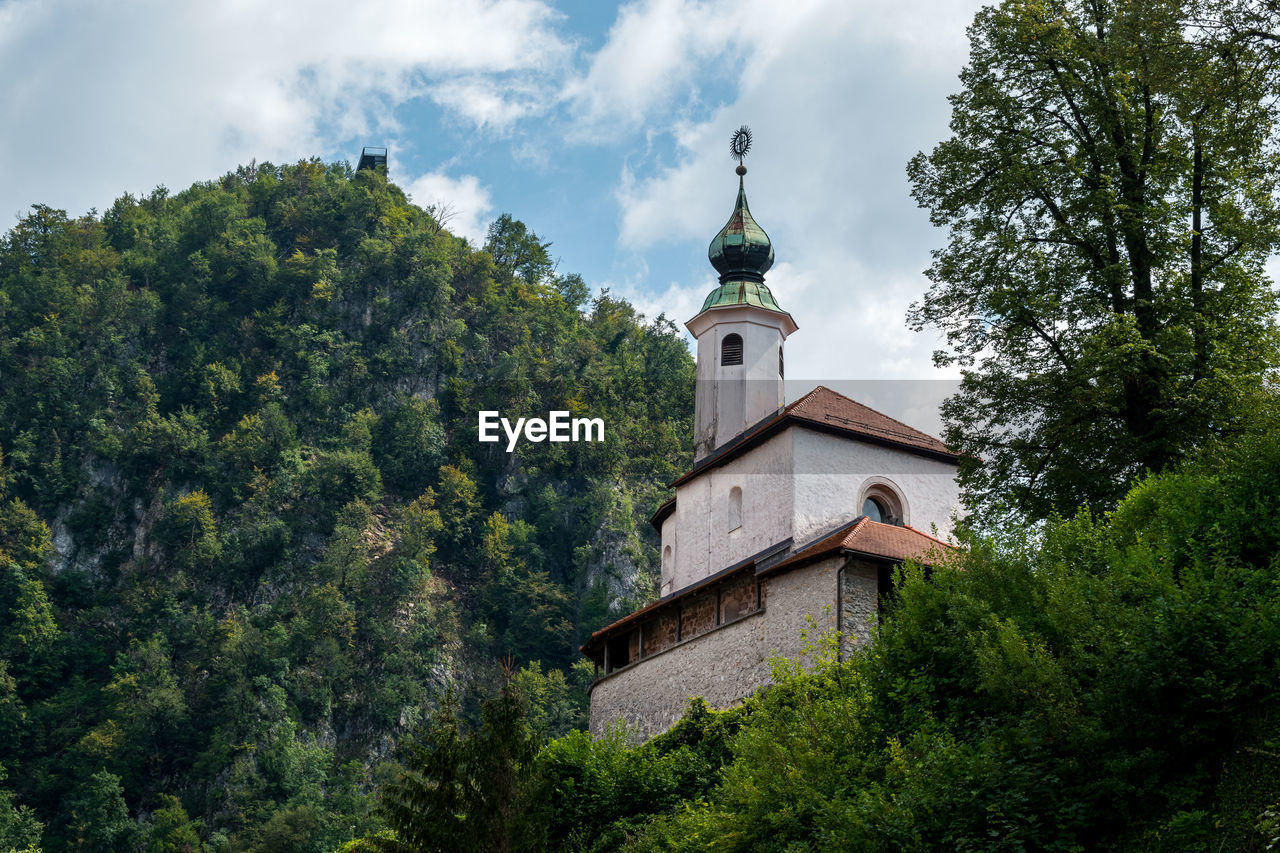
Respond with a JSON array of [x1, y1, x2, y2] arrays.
[[908, 0, 1280, 522], [370, 408, 1280, 851], [0, 161, 694, 851]]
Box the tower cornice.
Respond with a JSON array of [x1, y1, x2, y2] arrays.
[[685, 302, 798, 339]]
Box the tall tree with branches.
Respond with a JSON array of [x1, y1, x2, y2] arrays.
[[909, 0, 1280, 522]]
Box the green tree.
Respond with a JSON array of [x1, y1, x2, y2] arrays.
[[142, 794, 205, 853], [908, 0, 1280, 522], [371, 678, 544, 853], [484, 214, 553, 286], [374, 398, 445, 498], [155, 490, 220, 572], [0, 768, 42, 853], [0, 159, 695, 850], [624, 411, 1280, 851], [433, 466, 480, 581], [64, 771, 134, 853]]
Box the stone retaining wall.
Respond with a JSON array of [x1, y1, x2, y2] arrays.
[[589, 555, 874, 741]]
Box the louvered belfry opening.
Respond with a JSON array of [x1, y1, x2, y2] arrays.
[[722, 333, 744, 366]]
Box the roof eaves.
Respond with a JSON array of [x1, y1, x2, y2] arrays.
[[790, 419, 961, 463], [756, 517, 866, 577], [668, 409, 791, 488], [757, 519, 956, 578], [649, 497, 676, 532], [580, 536, 793, 655]]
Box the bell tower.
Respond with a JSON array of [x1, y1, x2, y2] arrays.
[[686, 128, 797, 461]]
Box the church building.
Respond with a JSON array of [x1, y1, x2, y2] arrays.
[[582, 153, 962, 740]]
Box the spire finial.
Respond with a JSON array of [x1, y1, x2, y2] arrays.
[[730, 125, 752, 176], [707, 126, 774, 288]]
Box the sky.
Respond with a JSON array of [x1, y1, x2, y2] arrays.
[[0, 0, 989, 432]]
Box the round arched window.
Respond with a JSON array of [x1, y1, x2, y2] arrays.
[[721, 333, 743, 366], [859, 480, 907, 526]]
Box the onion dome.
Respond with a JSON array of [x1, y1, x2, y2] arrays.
[[701, 165, 785, 313], [708, 170, 774, 284]]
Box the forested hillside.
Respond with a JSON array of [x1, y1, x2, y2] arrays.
[[0, 160, 694, 851]]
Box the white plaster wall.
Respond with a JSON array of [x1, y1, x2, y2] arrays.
[[660, 541, 674, 596], [692, 311, 787, 460], [668, 428, 795, 592], [791, 429, 960, 545], [660, 515, 676, 596]]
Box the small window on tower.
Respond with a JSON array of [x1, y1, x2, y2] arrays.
[[778, 346, 784, 378], [722, 334, 743, 366]]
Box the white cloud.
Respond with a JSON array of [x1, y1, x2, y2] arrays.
[[0, 0, 570, 217], [610, 275, 708, 331], [562, 0, 722, 135], [429, 77, 549, 130], [604, 0, 984, 381], [402, 171, 495, 244]]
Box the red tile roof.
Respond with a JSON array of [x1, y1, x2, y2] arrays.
[[786, 386, 953, 456], [669, 385, 957, 489], [583, 518, 956, 656], [760, 517, 954, 575]]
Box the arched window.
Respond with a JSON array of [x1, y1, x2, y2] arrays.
[[721, 333, 743, 366], [860, 480, 906, 526], [728, 486, 743, 531], [662, 545, 673, 575]]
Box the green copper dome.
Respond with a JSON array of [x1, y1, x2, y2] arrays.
[[700, 279, 786, 312], [699, 168, 787, 315], [708, 175, 775, 284]]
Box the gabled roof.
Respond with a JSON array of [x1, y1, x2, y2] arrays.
[[786, 386, 953, 456], [759, 516, 954, 576], [668, 385, 958, 490]]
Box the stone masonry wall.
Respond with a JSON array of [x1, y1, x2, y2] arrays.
[[589, 556, 880, 741], [642, 610, 680, 656], [682, 590, 717, 636], [588, 611, 767, 741], [839, 558, 880, 658], [762, 555, 843, 663], [720, 571, 756, 622]]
